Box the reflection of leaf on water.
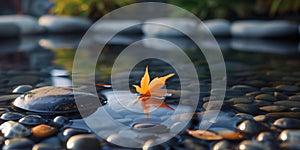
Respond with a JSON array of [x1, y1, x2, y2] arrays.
[[132, 66, 175, 118], [136, 96, 174, 119]]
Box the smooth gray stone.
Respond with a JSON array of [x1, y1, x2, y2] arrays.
[[279, 129, 300, 142], [12, 85, 33, 94], [0, 23, 20, 38], [92, 34, 141, 45], [39, 35, 82, 49], [142, 37, 197, 51], [0, 121, 31, 138], [0, 15, 45, 34], [199, 19, 230, 36], [91, 20, 142, 34], [3, 138, 34, 150], [238, 140, 265, 150], [39, 15, 92, 33], [142, 18, 198, 37], [231, 20, 299, 38], [67, 134, 101, 150], [273, 118, 300, 129], [231, 38, 299, 54]]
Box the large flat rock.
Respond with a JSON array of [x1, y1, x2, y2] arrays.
[[142, 18, 198, 37], [91, 20, 143, 35], [199, 19, 231, 37], [231, 20, 299, 38], [39, 15, 92, 33], [0, 15, 44, 35]]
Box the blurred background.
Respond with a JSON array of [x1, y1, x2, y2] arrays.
[[0, 0, 299, 21]]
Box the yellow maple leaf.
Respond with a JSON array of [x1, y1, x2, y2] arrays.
[[133, 66, 174, 97]]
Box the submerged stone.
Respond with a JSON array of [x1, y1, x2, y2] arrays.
[[12, 86, 102, 114], [0, 121, 31, 138]]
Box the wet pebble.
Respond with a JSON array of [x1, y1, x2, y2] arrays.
[[235, 113, 254, 120], [12, 85, 33, 94], [275, 85, 300, 92], [288, 95, 300, 101], [67, 134, 102, 150], [274, 100, 300, 107], [280, 143, 300, 150], [259, 105, 289, 112], [39, 136, 62, 149], [274, 92, 288, 100], [62, 128, 89, 142], [0, 121, 31, 138], [237, 120, 267, 135], [3, 138, 34, 150], [255, 94, 276, 101], [18, 115, 46, 126], [279, 129, 300, 142], [12, 86, 101, 114], [253, 115, 270, 122], [132, 122, 169, 133], [273, 118, 300, 129], [231, 85, 258, 93], [53, 116, 69, 127], [238, 140, 265, 150], [228, 97, 253, 104], [233, 104, 261, 115], [0, 112, 24, 121], [256, 132, 274, 142], [266, 112, 300, 119], [213, 140, 233, 150], [32, 124, 58, 138], [107, 134, 142, 147], [32, 143, 53, 150]]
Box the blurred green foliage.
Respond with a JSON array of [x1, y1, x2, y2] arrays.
[[51, 0, 300, 20], [51, 0, 136, 21], [170, 0, 300, 19]]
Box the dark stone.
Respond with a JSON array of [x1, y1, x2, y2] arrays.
[[231, 20, 299, 38], [273, 118, 300, 129], [3, 138, 34, 150], [66, 134, 101, 150]]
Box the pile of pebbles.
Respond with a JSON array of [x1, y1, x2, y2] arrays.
[[0, 53, 298, 150]]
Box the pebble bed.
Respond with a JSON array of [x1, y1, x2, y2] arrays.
[[0, 45, 298, 150]]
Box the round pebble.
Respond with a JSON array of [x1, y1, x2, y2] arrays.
[[238, 140, 264, 150], [53, 116, 69, 127], [63, 128, 89, 142], [67, 134, 101, 150], [12, 85, 33, 94], [32, 143, 53, 150], [275, 85, 300, 92], [259, 105, 289, 112], [18, 115, 46, 126], [132, 122, 169, 133], [255, 94, 277, 101], [3, 138, 34, 150], [0, 121, 31, 138], [256, 132, 274, 142], [274, 92, 288, 100], [279, 129, 300, 142], [32, 124, 58, 138], [213, 140, 233, 150], [1, 112, 24, 121], [237, 120, 266, 135], [273, 118, 300, 129]]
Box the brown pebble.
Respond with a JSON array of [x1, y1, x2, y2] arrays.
[[32, 124, 58, 138]]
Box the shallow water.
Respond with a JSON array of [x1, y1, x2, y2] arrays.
[[0, 34, 299, 149]]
